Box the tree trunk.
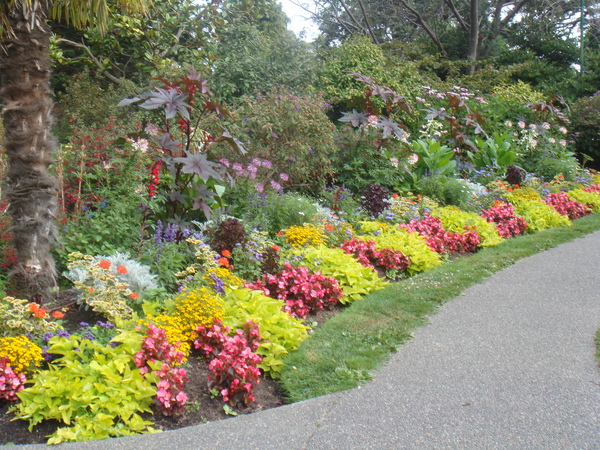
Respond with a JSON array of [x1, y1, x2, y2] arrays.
[[466, 0, 479, 75], [0, 1, 58, 302]]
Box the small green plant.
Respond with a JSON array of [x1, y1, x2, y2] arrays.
[[12, 333, 157, 444], [409, 139, 457, 179], [468, 132, 516, 170]]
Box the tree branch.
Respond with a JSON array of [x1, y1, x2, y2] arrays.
[[444, 0, 468, 33], [56, 38, 124, 85], [356, 0, 380, 44], [398, 0, 447, 56]]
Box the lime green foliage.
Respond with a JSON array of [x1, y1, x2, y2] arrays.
[[222, 286, 309, 377], [13, 333, 157, 444], [0, 296, 62, 338], [432, 206, 504, 247], [360, 222, 443, 275], [507, 196, 571, 232], [568, 189, 600, 212], [286, 245, 387, 304]]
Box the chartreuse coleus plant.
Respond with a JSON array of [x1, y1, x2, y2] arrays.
[[360, 222, 443, 276], [285, 245, 388, 304], [11, 332, 158, 444], [568, 188, 600, 212], [222, 286, 309, 378], [431, 206, 504, 248], [506, 195, 571, 233]]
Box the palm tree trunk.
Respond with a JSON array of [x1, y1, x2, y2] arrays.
[[0, 0, 58, 302]]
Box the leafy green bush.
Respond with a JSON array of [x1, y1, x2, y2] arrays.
[[13, 333, 157, 444], [360, 223, 443, 275], [570, 92, 600, 163], [222, 286, 309, 378], [531, 157, 578, 182], [285, 245, 387, 304], [432, 206, 504, 247], [218, 87, 337, 195], [507, 196, 571, 232], [417, 176, 473, 207]]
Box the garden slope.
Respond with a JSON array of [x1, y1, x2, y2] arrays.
[[14, 228, 600, 449]]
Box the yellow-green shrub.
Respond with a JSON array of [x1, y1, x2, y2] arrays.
[[361, 223, 443, 275], [507, 196, 571, 232], [432, 206, 504, 247], [567, 188, 600, 212]]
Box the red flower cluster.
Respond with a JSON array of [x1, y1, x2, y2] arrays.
[[480, 201, 528, 238], [340, 238, 411, 271], [583, 184, 600, 194], [245, 263, 343, 319], [544, 192, 591, 220], [134, 324, 188, 416], [0, 357, 27, 402], [194, 320, 262, 407], [400, 216, 480, 253], [148, 160, 164, 197]]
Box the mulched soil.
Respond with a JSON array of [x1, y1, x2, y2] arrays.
[[0, 296, 341, 445]]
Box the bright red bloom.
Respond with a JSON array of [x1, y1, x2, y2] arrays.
[[99, 260, 111, 269], [221, 250, 231, 257], [116, 265, 128, 274]]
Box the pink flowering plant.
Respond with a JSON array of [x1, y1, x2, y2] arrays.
[[339, 237, 411, 276], [543, 192, 590, 220], [399, 216, 480, 254], [480, 201, 528, 238], [134, 324, 188, 416], [0, 357, 27, 402], [245, 263, 343, 319], [194, 320, 262, 407]]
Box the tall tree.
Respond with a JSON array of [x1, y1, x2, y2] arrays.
[[0, 0, 147, 301]]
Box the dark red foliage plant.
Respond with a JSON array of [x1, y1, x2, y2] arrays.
[[480, 201, 528, 238]]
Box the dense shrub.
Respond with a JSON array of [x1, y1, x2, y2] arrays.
[[360, 184, 391, 217], [570, 92, 600, 165]]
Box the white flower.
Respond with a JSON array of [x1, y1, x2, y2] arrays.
[[389, 157, 399, 168], [559, 126, 568, 134], [505, 121, 513, 128], [542, 122, 551, 130], [518, 121, 526, 129]]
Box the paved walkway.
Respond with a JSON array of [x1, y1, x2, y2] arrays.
[[21, 231, 600, 449]]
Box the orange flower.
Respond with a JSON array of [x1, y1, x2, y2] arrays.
[[51, 311, 65, 319], [221, 250, 231, 257], [33, 308, 47, 319], [129, 292, 140, 301], [392, 193, 399, 199], [218, 257, 230, 267], [271, 244, 280, 253], [99, 260, 111, 269], [325, 224, 334, 231], [514, 184, 520, 188], [29, 303, 39, 312], [116, 265, 128, 274], [507, 188, 513, 191]]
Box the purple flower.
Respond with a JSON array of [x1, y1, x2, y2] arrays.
[[273, 132, 278, 138], [279, 173, 289, 181], [79, 322, 90, 328], [289, 157, 295, 162], [270, 180, 282, 191], [308, 148, 314, 153], [84, 330, 95, 340], [56, 330, 71, 338]]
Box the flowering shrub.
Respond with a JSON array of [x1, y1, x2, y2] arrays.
[[388, 194, 439, 223], [480, 201, 528, 239], [134, 324, 188, 416], [339, 238, 410, 272], [0, 336, 43, 374], [194, 320, 262, 407], [0, 357, 26, 402], [543, 192, 590, 220], [399, 216, 480, 254], [0, 296, 62, 338], [583, 184, 600, 194], [246, 263, 343, 319], [284, 224, 325, 248]]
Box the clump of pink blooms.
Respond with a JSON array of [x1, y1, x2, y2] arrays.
[[134, 324, 188, 416], [194, 320, 262, 407], [246, 263, 343, 318], [480, 201, 528, 238], [543, 192, 590, 220], [583, 184, 600, 194], [339, 238, 411, 272], [0, 357, 27, 402], [399, 216, 480, 253]]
